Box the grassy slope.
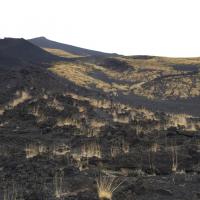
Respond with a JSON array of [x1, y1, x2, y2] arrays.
[[49, 56, 200, 99], [43, 48, 82, 58]]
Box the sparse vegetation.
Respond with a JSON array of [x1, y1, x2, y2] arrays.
[[171, 145, 178, 173], [25, 143, 47, 159], [1, 37, 200, 200], [53, 170, 64, 198], [96, 174, 124, 200]]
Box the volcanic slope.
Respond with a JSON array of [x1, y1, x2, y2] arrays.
[[0, 38, 200, 200]]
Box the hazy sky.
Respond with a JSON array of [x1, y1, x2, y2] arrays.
[[0, 0, 200, 57]]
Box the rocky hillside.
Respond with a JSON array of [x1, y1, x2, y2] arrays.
[[0, 38, 60, 65], [0, 38, 200, 200]]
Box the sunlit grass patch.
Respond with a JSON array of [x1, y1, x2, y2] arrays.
[[96, 174, 124, 200]]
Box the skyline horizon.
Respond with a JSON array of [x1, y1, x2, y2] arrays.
[[2, 35, 200, 58], [1, 0, 200, 57]]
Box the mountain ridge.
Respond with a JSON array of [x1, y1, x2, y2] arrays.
[[29, 36, 115, 57]]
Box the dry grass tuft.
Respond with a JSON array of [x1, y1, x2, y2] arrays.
[[53, 170, 64, 198], [8, 90, 31, 108], [82, 141, 101, 159], [25, 143, 47, 159], [171, 145, 178, 173], [96, 174, 124, 200]]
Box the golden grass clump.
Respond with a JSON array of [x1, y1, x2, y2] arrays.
[[56, 117, 80, 128], [8, 90, 31, 108], [25, 143, 47, 159], [170, 114, 188, 127], [90, 119, 106, 129], [0, 106, 5, 115], [96, 174, 124, 200], [82, 141, 101, 159]]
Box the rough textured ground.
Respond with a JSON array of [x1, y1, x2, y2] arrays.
[[0, 38, 200, 200]]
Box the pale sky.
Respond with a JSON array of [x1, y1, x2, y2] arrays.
[[0, 0, 200, 57]]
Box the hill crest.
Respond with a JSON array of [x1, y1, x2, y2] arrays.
[[29, 36, 113, 57]]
